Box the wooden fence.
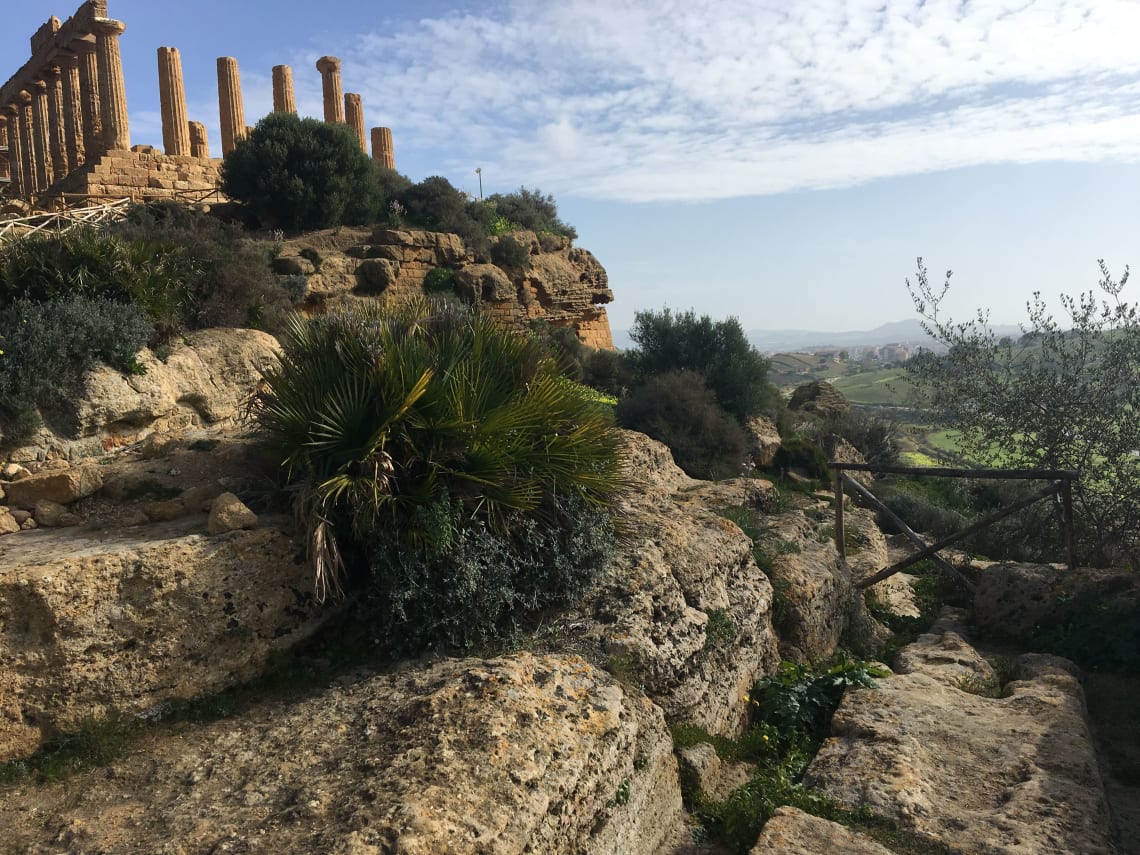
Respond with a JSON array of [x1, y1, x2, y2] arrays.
[[831, 462, 1080, 593]]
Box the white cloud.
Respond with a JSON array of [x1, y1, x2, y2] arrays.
[[297, 0, 1140, 200]]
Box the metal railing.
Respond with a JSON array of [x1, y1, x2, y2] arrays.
[[830, 462, 1080, 592]]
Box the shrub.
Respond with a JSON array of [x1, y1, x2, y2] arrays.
[[221, 112, 380, 230], [396, 176, 490, 257], [905, 258, 1140, 567], [484, 187, 577, 239], [0, 296, 151, 441], [0, 226, 142, 309], [251, 299, 626, 644], [627, 308, 780, 422], [421, 267, 456, 295], [111, 203, 289, 338], [491, 234, 531, 271], [298, 247, 322, 271], [367, 493, 614, 652], [616, 370, 746, 480], [817, 410, 901, 467], [771, 436, 831, 484]]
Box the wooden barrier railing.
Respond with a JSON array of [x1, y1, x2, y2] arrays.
[[830, 462, 1080, 592], [0, 197, 132, 244]]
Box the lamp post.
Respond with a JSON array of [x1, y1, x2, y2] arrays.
[[475, 166, 483, 200]]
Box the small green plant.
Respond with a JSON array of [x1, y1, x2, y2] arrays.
[[703, 608, 737, 650], [298, 247, 323, 271], [422, 266, 456, 294], [612, 777, 632, 807], [491, 234, 531, 271], [956, 672, 1003, 698]]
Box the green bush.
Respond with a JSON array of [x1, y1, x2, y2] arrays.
[[112, 203, 290, 337], [367, 493, 614, 652], [421, 267, 456, 295], [221, 112, 380, 230], [627, 308, 780, 423], [771, 436, 831, 484], [484, 187, 577, 239], [251, 298, 625, 645], [616, 370, 746, 480], [396, 176, 490, 257], [491, 234, 531, 271], [0, 296, 151, 441]]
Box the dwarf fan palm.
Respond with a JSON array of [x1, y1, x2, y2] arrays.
[[252, 298, 624, 600]]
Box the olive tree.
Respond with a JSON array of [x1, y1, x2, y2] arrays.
[[904, 258, 1140, 567]]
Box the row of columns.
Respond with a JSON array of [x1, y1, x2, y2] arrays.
[[204, 53, 395, 168], [3, 19, 128, 200]]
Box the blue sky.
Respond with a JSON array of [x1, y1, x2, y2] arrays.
[[5, 0, 1140, 333]]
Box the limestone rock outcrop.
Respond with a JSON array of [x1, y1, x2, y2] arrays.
[[973, 561, 1140, 642], [751, 806, 895, 854], [279, 226, 616, 350], [805, 611, 1114, 854], [744, 415, 781, 469], [2, 327, 279, 463], [788, 380, 850, 418], [0, 518, 328, 760], [565, 431, 781, 735], [0, 653, 682, 855]]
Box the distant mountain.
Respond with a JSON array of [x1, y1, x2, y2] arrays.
[[611, 319, 1023, 353], [744, 319, 1025, 353]]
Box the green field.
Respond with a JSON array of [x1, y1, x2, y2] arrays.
[[831, 368, 910, 406]]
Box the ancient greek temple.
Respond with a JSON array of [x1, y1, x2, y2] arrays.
[[0, 0, 397, 210]]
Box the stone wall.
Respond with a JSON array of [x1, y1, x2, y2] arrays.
[[53, 146, 221, 201]]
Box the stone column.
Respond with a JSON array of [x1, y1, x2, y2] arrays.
[[59, 52, 85, 171], [17, 92, 37, 195], [44, 66, 69, 184], [371, 127, 395, 170], [316, 56, 344, 123], [272, 65, 296, 114], [4, 108, 24, 198], [0, 116, 12, 188], [189, 121, 209, 159], [29, 80, 52, 191], [345, 93, 365, 150], [157, 47, 191, 156], [73, 39, 103, 158], [217, 57, 246, 156], [93, 19, 130, 151]]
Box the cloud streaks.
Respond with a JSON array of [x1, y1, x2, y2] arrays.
[[303, 0, 1140, 201]]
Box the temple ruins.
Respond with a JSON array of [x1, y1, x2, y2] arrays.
[[0, 0, 398, 210]]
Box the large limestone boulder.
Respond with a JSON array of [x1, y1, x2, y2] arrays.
[[805, 611, 1114, 854], [974, 561, 1140, 642], [0, 653, 682, 855], [3, 328, 280, 464], [744, 415, 781, 469], [751, 806, 895, 854], [3, 464, 103, 507], [0, 518, 327, 760], [566, 432, 781, 736], [277, 227, 617, 351]]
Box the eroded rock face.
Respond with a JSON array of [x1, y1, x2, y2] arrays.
[[284, 227, 616, 350], [805, 611, 1114, 854], [744, 416, 781, 469], [568, 432, 781, 736], [3, 328, 280, 464], [0, 519, 327, 760], [0, 653, 682, 855], [974, 561, 1140, 642]]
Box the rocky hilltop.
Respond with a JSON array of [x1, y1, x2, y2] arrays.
[[273, 226, 616, 350]]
